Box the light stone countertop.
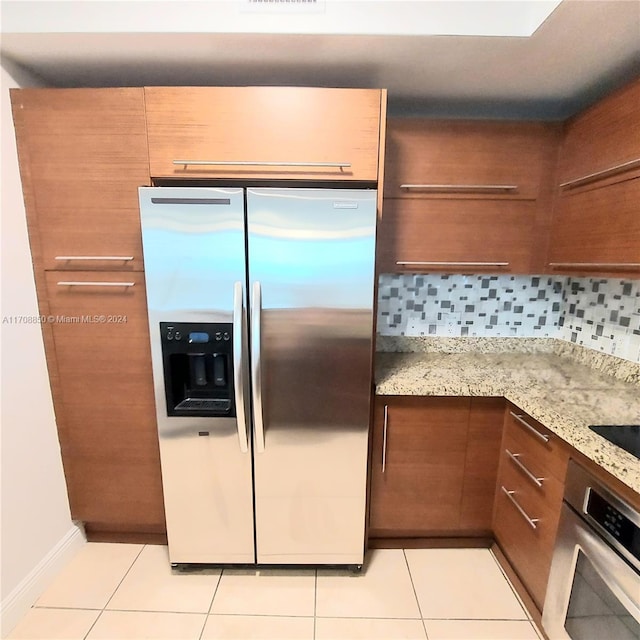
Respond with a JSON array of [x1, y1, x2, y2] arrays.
[[375, 338, 640, 495]]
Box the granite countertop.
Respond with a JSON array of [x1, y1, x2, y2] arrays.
[[375, 337, 640, 495]]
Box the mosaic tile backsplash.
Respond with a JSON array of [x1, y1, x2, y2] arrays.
[[377, 274, 640, 363]]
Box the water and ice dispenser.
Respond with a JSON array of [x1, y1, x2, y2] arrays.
[[160, 322, 235, 417]]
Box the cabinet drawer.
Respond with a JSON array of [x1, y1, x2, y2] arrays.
[[145, 87, 381, 181], [493, 480, 557, 610], [504, 408, 569, 481], [11, 88, 149, 271], [377, 198, 537, 273], [384, 120, 555, 200]]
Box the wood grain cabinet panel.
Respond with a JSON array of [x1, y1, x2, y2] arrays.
[[10, 88, 150, 271], [377, 198, 538, 273], [44, 271, 165, 532], [379, 119, 560, 274], [144, 87, 382, 181], [369, 396, 503, 538], [548, 79, 640, 277], [556, 78, 640, 188], [493, 405, 569, 610]]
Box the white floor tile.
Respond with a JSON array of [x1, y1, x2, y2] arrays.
[[316, 549, 421, 619], [210, 569, 316, 617], [6, 607, 100, 639], [86, 610, 206, 639], [424, 619, 541, 640], [106, 544, 221, 613], [405, 548, 527, 620], [35, 542, 142, 610], [202, 614, 314, 639], [315, 617, 427, 640]]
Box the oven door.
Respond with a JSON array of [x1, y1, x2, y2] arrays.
[[542, 502, 640, 640]]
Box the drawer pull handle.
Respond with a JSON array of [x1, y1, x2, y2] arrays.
[[509, 411, 550, 443], [173, 160, 351, 169], [55, 256, 134, 262], [399, 184, 518, 193], [382, 404, 389, 473], [506, 449, 544, 488], [57, 281, 135, 287], [501, 486, 539, 530], [559, 158, 640, 189], [548, 262, 640, 270], [396, 261, 510, 268]]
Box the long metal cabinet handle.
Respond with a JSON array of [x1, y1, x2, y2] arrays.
[[501, 486, 539, 529], [251, 281, 265, 453], [233, 282, 249, 454], [559, 158, 640, 189], [549, 262, 640, 269], [505, 449, 544, 488], [399, 184, 518, 192], [55, 255, 134, 261], [173, 160, 351, 168], [396, 261, 510, 268], [509, 411, 550, 443], [56, 281, 135, 287], [382, 404, 389, 473]]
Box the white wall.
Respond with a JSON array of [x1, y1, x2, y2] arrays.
[[0, 60, 84, 636]]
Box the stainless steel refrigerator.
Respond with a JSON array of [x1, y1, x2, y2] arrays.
[[139, 187, 377, 567]]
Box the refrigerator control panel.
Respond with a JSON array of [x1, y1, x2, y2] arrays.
[[160, 321, 235, 418]]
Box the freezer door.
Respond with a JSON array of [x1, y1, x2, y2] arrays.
[[139, 187, 254, 564], [247, 187, 377, 565]]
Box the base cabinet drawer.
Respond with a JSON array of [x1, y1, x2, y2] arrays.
[[494, 405, 569, 610]]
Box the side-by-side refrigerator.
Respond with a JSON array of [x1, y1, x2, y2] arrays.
[[139, 187, 377, 567]]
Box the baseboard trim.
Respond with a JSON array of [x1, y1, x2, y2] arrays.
[[1, 524, 85, 637]]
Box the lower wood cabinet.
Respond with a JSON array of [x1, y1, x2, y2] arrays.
[[493, 405, 569, 610], [45, 271, 165, 539], [369, 396, 504, 538]]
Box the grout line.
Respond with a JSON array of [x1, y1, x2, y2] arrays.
[[488, 547, 531, 621], [83, 543, 147, 639], [402, 549, 429, 639], [198, 568, 224, 640], [313, 569, 318, 640]]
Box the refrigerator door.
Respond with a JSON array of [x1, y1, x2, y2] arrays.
[[247, 187, 377, 565], [139, 187, 255, 564]]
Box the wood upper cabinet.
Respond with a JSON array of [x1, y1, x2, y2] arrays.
[[144, 87, 383, 181], [10, 88, 150, 271], [548, 79, 640, 277], [44, 271, 165, 534], [369, 396, 503, 537], [379, 119, 560, 274], [493, 405, 569, 610]]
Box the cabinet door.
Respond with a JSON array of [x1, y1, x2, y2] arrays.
[[548, 176, 640, 278], [459, 398, 504, 531], [384, 120, 557, 201], [377, 198, 538, 273], [45, 271, 165, 533], [557, 78, 640, 188], [10, 88, 150, 272], [144, 87, 382, 181], [369, 397, 470, 537]]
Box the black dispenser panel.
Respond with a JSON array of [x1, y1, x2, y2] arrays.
[[160, 322, 235, 417]]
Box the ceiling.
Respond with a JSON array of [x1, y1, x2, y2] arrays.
[[1, 0, 639, 120]]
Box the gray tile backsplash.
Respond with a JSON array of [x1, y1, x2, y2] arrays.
[[377, 274, 640, 363]]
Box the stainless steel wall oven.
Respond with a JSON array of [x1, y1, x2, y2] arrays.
[[542, 461, 639, 639]]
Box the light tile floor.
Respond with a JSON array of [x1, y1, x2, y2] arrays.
[[7, 543, 544, 640]]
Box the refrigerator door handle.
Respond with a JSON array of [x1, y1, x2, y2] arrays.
[[251, 281, 266, 453], [233, 281, 249, 453]]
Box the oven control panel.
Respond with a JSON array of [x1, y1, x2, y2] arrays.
[[586, 489, 640, 563]]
